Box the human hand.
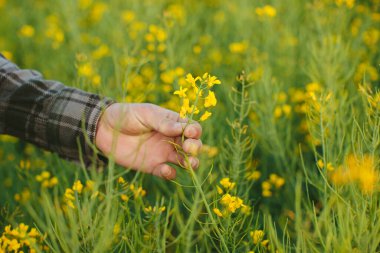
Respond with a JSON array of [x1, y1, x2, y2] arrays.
[[95, 103, 202, 180]]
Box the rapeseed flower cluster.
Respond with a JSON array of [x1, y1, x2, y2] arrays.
[[14, 189, 31, 203], [173, 73, 221, 122], [330, 154, 379, 194], [261, 174, 285, 197], [143, 205, 166, 214], [248, 229, 272, 251], [0, 223, 47, 253], [144, 25, 167, 53], [213, 178, 250, 217], [255, 5, 277, 18], [35, 171, 58, 188], [63, 180, 96, 209], [117, 176, 146, 200]]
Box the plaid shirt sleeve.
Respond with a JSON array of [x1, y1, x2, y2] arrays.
[[0, 54, 115, 164]]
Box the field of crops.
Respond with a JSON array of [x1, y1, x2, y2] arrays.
[[1, 0, 380, 252]]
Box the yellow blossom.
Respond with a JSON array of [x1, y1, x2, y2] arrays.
[[77, 63, 94, 77], [174, 86, 188, 98], [85, 180, 95, 191], [220, 178, 236, 190], [19, 25, 35, 37], [121, 10, 135, 23], [185, 73, 200, 86], [213, 208, 223, 217], [220, 194, 244, 213], [250, 230, 264, 244], [317, 159, 324, 169], [204, 91, 217, 107], [117, 177, 126, 184], [200, 111, 212, 121], [241, 204, 251, 215], [246, 170, 261, 181], [204, 74, 221, 88], [72, 180, 83, 193], [262, 190, 272, 197], [256, 5, 277, 17], [229, 41, 248, 54], [216, 185, 224, 194], [262, 181, 271, 191], [64, 188, 75, 201], [120, 194, 129, 202]]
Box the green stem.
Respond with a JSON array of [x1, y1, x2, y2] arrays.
[[185, 156, 230, 253]]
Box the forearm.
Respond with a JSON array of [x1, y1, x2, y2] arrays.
[[0, 54, 114, 163]]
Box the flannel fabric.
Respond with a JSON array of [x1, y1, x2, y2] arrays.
[[0, 54, 115, 164]]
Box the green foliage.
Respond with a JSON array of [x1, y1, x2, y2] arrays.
[[0, 0, 380, 252]]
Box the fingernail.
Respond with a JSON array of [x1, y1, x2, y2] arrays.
[[190, 157, 198, 168], [188, 143, 199, 156], [186, 127, 195, 137], [162, 166, 172, 177]]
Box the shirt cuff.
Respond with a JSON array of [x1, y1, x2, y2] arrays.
[[45, 87, 116, 166]]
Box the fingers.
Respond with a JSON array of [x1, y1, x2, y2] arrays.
[[152, 163, 177, 180], [157, 117, 202, 139], [183, 122, 202, 139], [167, 151, 200, 169], [183, 138, 202, 156], [141, 103, 202, 139]]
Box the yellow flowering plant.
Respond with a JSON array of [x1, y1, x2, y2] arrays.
[[174, 73, 220, 123]]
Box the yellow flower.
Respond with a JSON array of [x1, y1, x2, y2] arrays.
[[261, 239, 270, 247], [241, 204, 251, 215], [330, 154, 378, 194], [204, 91, 217, 107], [219, 178, 236, 190], [200, 111, 212, 121], [204, 74, 221, 88], [213, 208, 223, 217], [326, 163, 334, 172], [263, 5, 277, 17], [180, 98, 190, 118], [83, 180, 93, 191], [64, 188, 75, 201], [317, 159, 324, 169], [8, 239, 20, 251], [113, 223, 121, 236], [229, 41, 248, 54], [220, 193, 232, 205], [1, 50, 13, 61], [246, 170, 261, 181], [19, 25, 35, 37], [274, 178, 285, 188], [250, 230, 264, 244], [185, 73, 200, 86], [262, 190, 272, 197], [120, 194, 129, 202], [262, 181, 271, 191], [255, 5, 277, 18], [282, 104, 291, 116], [227, 197, 243, 213], [121, 10, 135, 23], [49, 177, 59, 187], [77, 63, 94, 77], [173, 86, 188, 98], [216, 185, 224, 194], [274, 106, 282, 118], [117, 177, 126, 184], [72, 180, 83, 193], [220, 194, 244, 213], [28, 228, 40, 237]]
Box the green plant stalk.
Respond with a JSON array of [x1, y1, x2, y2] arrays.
[[184, 155, 229, 253]]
